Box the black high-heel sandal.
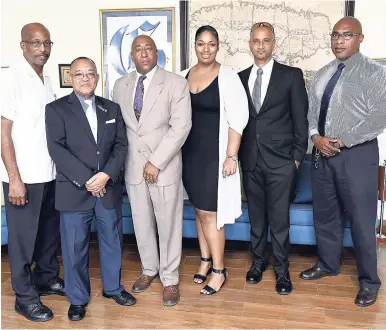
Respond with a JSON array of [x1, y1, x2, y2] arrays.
[[200, 267, 227, 295], [193, 257, 213, 284]]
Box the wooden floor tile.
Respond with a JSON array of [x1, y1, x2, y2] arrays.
[[243, 302, 326, 323], [201, 314, 286, 329], [172, 296, 244, 316], [282, 293, 363, 311], [317, 284, 358, 298], [325, 309, 386, 328]]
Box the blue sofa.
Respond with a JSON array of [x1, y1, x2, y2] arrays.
[[0, 154, 355, 247]]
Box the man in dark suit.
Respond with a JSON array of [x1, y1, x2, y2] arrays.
[[238, 22, 309, 295], [45, 57, 136, 321]]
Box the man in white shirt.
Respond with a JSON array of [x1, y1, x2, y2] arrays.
[[0, 23, 65, 322], [113, 35, 191, 306], [238, 22, 309, 295]]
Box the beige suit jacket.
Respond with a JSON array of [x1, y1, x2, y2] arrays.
[[113, 66, 192, 186]]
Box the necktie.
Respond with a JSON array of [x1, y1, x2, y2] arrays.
[[318, 63, 345, 136], [252, 68, 263, 113], [84, 99, 97, 142], [133, 75, 147, 121]]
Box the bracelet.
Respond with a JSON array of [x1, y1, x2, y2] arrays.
[[226, 155, 238, 162]]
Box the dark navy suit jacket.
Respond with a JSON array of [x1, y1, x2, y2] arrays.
[[45, 91, 128, 211]]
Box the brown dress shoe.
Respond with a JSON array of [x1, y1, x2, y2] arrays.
[[132, 274, 157, 293], [163, 285, 180, 307]]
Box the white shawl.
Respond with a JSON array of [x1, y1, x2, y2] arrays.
[[179, 65, 249, 229]]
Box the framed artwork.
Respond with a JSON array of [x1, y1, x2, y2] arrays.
[[179, 0, 355, 72], [100, 7, 175, 99], [374, 58, 386, 67], [58, 64, 72, 88]]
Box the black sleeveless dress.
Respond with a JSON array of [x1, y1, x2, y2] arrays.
[[182, 73, 220, 212]]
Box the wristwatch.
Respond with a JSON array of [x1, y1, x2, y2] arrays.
[[227, 155, 238, 162]]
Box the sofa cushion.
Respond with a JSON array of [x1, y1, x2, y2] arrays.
[[293, 154, 313, 204], [183, 200, 195, 220], [122, 195, 132, 217], [289, 204, 314, 226], [1, 207, 6, 227]]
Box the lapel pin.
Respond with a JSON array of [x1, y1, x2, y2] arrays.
[[98, 105, 107, 112]]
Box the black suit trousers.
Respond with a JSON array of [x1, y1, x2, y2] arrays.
[[312, 140, 381, 291], [3, 180, 60, 304], [243, 154, 296, 274]]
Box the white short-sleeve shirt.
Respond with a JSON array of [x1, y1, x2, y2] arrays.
[[0, 59, 56, 183]]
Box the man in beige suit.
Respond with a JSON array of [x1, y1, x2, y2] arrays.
[[113, 35, 191, 306]]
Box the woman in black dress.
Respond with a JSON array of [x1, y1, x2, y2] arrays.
[[182, 26, 248, 295]]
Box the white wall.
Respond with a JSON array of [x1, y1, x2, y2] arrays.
[[1, 0, 181, 97]]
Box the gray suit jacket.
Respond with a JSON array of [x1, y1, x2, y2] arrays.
[[113, 66, 192, 186]]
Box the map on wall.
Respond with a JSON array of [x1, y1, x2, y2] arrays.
[[189, 0, 346, 87]]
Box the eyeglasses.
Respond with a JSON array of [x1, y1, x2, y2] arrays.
[[72, 73, 97, 80], [22, 40, 53, 48], [252, 22, 275, 34], [330, 33, 362, 40]]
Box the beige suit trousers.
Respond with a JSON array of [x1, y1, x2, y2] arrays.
[[127, 180, 183, 286]]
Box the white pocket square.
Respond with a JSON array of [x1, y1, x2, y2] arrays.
[[105, 119, 115, 124]]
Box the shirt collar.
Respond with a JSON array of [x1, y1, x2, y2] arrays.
[[74, 92, 96, 110], [136, 65, 158, 83], [337, 51, 362, 70], [19, 56, 49, 78], [252, 58, 274, 76]]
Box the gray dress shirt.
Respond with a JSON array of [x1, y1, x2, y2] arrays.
[[308, 52, 386, 147]]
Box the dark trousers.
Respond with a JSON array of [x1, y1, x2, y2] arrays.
[[313, 139, 381, 291], [3, 180, 60, 304], [243, 155, 296, 274], [60, 198, 123, 305]]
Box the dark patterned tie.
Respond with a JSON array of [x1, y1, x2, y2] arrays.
[[133, 75, 146, 121], [318, 63, 345, 136]]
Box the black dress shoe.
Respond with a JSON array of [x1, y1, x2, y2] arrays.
[[15, 300, 53, 322], [276, 272, 293, 295], [35, 277, 65, 296], [246, 261, 267, 284], [355, 288, 378, 307], [68, 304, 86, 321], [299, 266, 332, 280], [102, 289, 137, 306]]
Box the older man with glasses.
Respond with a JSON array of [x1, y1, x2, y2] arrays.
[[1, 23, 65, 322], [238, 22, 309, 295], [300, 17, 386, 307], [46, 57, 136, 321]]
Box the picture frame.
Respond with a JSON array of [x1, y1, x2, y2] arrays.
[[99, 7, 176, 99], [179, 0, 354, 71], [58, 64, 72, 88]]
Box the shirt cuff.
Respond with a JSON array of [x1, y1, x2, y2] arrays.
[[340, 131, 354, 148], [309, 129, 319, 139]]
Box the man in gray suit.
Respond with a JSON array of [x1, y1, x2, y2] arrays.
[[113, 35, 191, 306]]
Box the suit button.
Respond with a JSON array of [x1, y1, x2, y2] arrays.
[[97, 151, 100, 155], [138, 149, 141, 153], [257, 134, 260, 138]]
